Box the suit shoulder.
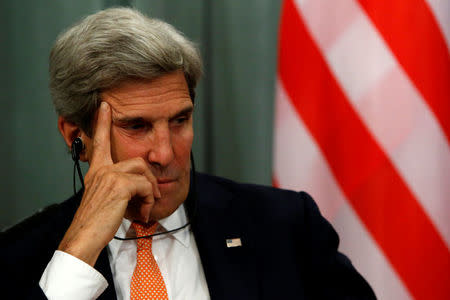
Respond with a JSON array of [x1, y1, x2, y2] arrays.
[[0, 192, 81, 298], [195, 172, 316, 220], [196, 172, 312, 201], [0, 191, 80, 253]]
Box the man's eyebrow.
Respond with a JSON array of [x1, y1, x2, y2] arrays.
[[112, 105, 194, 123], [170, 106, 194, 119], [112, 116, 145, 124]]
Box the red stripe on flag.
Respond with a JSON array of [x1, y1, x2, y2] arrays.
[[278, 1, 450, 299], [357, 0, 450, 143]]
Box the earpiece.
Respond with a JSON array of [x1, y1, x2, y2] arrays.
[[71, 136, 85, 193], [71, 137, 84, 162]]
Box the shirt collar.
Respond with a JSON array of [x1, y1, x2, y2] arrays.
[[108, 203, 191, 258], [158, 203, 190, 248]]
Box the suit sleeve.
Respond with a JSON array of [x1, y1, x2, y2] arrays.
[[299, 191, 377, 300], [0, 235, 48, 300], [0, 202, 77, 299]]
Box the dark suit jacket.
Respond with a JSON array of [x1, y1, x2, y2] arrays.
[[0, 172, 376, 299]]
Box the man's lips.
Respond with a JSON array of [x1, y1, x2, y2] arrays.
[[157, 179, 176, 192], [157, 178, 177, 184]]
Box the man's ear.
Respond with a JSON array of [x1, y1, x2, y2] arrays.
[[57, 116, 90, 162]]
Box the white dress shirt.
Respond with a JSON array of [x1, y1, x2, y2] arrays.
[[40, 204, 210, 300]]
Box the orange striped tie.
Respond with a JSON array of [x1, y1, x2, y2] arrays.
[[130, 221, 168, 300]]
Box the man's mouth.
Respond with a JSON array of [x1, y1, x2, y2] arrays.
[[157, 178, 176, 184], [156, 178, 177, 190]]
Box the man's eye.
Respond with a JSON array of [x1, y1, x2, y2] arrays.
[[128, 123, 146, 130], [175, 117, 187, 124], [172, 116, 190, 125]]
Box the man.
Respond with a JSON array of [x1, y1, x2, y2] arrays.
[[0, 7, 376, 300]]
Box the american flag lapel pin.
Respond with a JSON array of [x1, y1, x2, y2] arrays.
[[226, 238, 242, 248]]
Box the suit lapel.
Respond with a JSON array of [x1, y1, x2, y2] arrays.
[[190, 174, 259, 300]]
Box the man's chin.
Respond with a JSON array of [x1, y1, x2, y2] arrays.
[[125, 179, 189, 222], [147, 198, 180, 221], [123, 198, 175, 223]]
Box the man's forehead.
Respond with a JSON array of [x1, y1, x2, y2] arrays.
[[100, 71, 193, 120], [110, 101, 193, 123], [102, 71, 189, 102]]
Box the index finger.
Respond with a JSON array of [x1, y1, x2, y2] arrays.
[[90, 102, 113, 166]]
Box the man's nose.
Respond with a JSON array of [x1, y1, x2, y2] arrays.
[[147, 125, 174, 167]]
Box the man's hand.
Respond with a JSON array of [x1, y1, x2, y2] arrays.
[[58, 102, 161, 266]]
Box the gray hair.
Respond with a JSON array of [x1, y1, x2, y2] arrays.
[[49, 7, 202, 136]]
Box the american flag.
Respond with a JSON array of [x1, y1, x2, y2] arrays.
[[273, 0, 449, 299]]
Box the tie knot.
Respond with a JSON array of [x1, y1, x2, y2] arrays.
[[131, 221, 159, 251]]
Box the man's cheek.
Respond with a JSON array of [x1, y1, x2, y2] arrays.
[[175, 129, 193, 154], [109, 129, 141, 161]]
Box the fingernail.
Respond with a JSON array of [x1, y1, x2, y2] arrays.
[[156, 189, 161, 199], [101, 102, 109, 111]]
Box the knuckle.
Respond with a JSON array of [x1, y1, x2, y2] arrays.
[[104, 170, 119, 183], [133, 157, 147, 169], [145, 180, 153, 191], [110, 175, 132, 198], [134, 157, 146, 164]]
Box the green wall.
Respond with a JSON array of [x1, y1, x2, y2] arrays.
[[0, 0, 281, 229]]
